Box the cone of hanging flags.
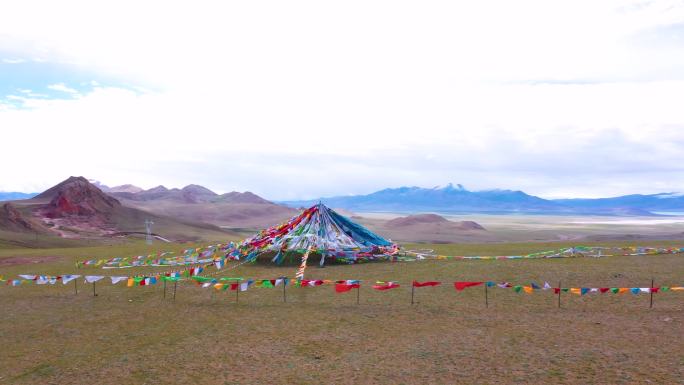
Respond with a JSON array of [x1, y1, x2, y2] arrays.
[[454, 282, 484, 291], [234, 203, 397, 267], [412, 281, 441, 287], [372, 281, 400, 290]]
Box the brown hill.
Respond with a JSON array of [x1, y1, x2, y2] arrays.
[[216, 191, 271, 204], [109, 184, 296, 229], [111, 184, 218, 203], [0, 203, 38, 232], [108, 184, 144, 193], [369, 213, 487, 243], [40, 177, 121, 219], [386, 214, 485, 230], [0, 177, 235, 242]]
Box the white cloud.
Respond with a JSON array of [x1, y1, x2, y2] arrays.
[[47, 83, 78, 94], [0, 1, 683, 199], [1, 58, 25, 64]]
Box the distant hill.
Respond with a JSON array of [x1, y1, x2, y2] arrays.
[[281, 184, 684, 216], [367, 213, 489, 243], [0, 177, 234, 242], [109, 184, 297, 229], [282, 184, 565, 214], [0, 192, 37, 201], [554, 193, 684, 213]]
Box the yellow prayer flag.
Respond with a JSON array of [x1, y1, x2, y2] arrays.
[[570, 288, 581, 295], [523, 286, 533, 294]]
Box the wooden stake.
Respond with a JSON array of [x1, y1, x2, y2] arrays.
[[283, 279, 287, 303], [92, 282, 96, 297], [411, 284, 415, 305], [74, 279, 78, 295], [485, 283, 489, 308], [236, 284, 240, 303], [650, 278, 654, 309], [173, 281, 177, 301], [557, 280, 561, 308], [163, 279, 167, 299], [356, 285, 360, 305]]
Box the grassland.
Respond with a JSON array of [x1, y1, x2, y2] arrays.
[[0, 240, 682, 384]]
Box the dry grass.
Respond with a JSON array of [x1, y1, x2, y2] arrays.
[[0, 241, 683, 384]]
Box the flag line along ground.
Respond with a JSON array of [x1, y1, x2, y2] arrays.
[[5, 276, 682, 309]]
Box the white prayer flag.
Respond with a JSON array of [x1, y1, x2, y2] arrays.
[[110, 276, 128, 284], [85, 275, 105, 283]]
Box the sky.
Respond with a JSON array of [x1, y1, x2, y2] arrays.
[[1, 0, 684, 200]]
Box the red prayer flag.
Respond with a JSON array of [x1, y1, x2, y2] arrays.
[[599, 288, 610, 293], [230, 283, 239, 291], [553, 288, 561, 294], [372, 282, 400, 290], [412, 281, 441, 287], [454, 281, 484, 291], [335, 283, 360, 293]]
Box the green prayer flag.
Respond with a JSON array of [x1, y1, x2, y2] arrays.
[[513, 285, 522, 293], [261, 280, 274, 288], [610, 288, 619, 293]]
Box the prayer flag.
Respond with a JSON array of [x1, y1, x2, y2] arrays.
[[373, 282, 399, 290], [454, 282, 484, 291], [412, 281, 441, 287], [335, 283, 360, 293]]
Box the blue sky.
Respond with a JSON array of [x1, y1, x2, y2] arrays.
[[1, 0, 684, 200]]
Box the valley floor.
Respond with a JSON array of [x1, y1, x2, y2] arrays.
[[0, 241, 682, 384]]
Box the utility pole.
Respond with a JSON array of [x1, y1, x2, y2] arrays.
[[145, 219, 154, 245]]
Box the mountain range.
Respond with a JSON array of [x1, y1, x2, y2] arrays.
[[281, 183, 684, 216], [0, 177, 235, 245], [4, 181, 684, 219], [0, 176, 298, 247]]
